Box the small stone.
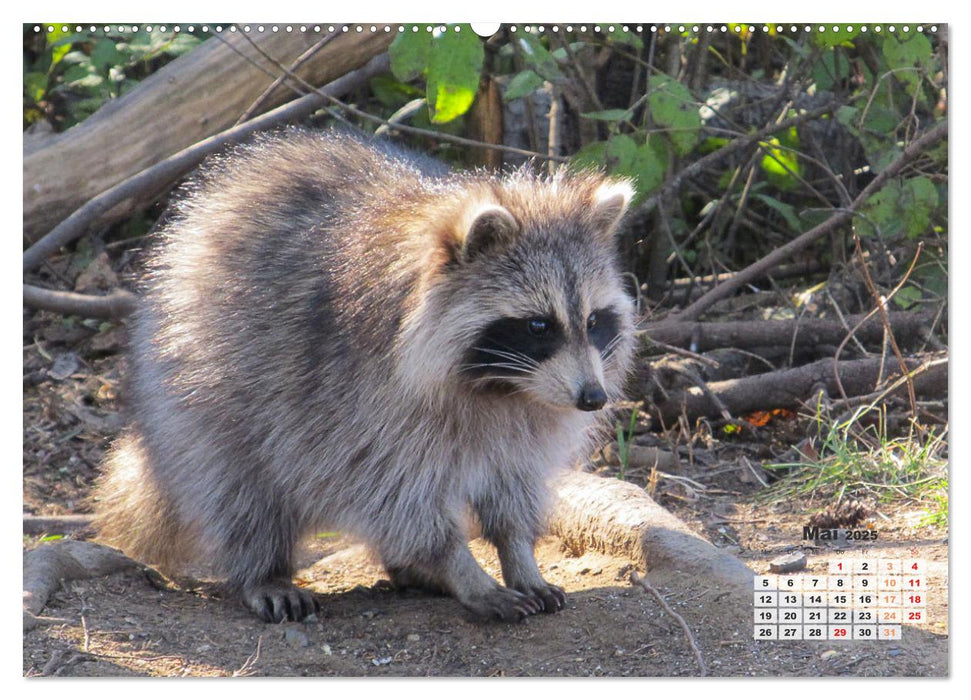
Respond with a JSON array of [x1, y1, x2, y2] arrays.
[[407, 634, 420, 642], [769, 551, 808, 574], [371, 656, 393, 666], [284, 627, 310, 647], [49, 352, 79, 381]]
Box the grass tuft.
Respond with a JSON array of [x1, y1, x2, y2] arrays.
[[760, 398, 948, 527]]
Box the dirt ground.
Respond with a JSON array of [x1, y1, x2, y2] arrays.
[[22, 307, 949, 678], [22, 531, 948, 678]]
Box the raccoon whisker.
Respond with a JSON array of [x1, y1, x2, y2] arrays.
[[459, 362, 539, 376], [600, 334, 623, 360], [501, 383, 538, 399], [472, 346, 541, 369]]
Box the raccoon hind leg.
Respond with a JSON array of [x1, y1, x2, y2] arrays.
[[92, 431, 192, 573], [207, 485, 319, 623]]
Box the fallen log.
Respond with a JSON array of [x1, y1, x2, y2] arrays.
[[549, 470, 754, 591], [24, 28, 394, 244], [23, 514, 94, 536], [23, 540, 141, 629], [23, 53, 391, 273], [641, 310, 936, 354], [648, 354, 947, 424]]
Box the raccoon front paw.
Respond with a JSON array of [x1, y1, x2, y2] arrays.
[[242, 581, 320, 623], [461, 584, 544, 622], [515, 582, 566, 614]]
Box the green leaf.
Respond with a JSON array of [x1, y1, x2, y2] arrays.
[[759, 136, 803, 190], [503, 70, 544, 101], [891, 285, 922, 309], [858, 176, 938, 239], [50, 39, 72, 68], [389, 29, 433, 82], [648, 74, 700, 156], [811, 50, 849, 92], [580, 108, 632, 122], [753, 193, 803, 232], [390, 26, 484, 125], [369, 75, 423, 107], [840, 103, 902, 174], [571, 140, 609, 171], [859, 181, 902, 237], [516, 33, 563, 81], [605, 134, 667, 200], [882, 32, 933, 95], [812, 27, 861, 49], [44, 24, 71, 47], [23, 72, 48, 103], [89, 39, 124, 72], [835, 105, 859, 132], [607, 27, 643, 49], [900, 176, 939, 238], [425, 27, 484, 124]]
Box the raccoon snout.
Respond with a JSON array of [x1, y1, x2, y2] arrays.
[[576, 382, 607, 411]]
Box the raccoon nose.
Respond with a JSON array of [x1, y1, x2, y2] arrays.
[[576, 382, 607, 411]]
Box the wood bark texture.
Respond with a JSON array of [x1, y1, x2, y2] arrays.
[[23, 29, 394, 243]]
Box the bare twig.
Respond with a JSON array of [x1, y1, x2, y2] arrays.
[[547, 85, 561, 177], [670, 119, 948, 322], [643, 99, 847, 214], [831, 244, 925, 401], [221, 27, 563, 165], [236, 29, 342, 124], [23, 284, 137, 319], [853, 237, 923, 416], [647, 339, 722, 369], [233, 636, 263, 677], [630, 571, 707, 676]]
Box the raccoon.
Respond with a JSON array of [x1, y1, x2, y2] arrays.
[[93, 129, 637, 623]]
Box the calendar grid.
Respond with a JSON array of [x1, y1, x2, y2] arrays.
[[754, 558, 925, 640]]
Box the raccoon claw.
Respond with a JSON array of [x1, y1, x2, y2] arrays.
[[519, 583, 566, 613], [464, 585, 544, 622], [243, 582, 320, 623]]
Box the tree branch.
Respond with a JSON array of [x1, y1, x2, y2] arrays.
[[641, 310, 936, 354], [23, 284, 137, 319], [669, 119, 948, 322], [647, 353, 947, 424]]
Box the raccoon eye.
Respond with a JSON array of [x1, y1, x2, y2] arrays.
[[587, 312, 598, 331], [527, 319, 550, 336]]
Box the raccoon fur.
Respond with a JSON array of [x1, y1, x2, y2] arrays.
[[93, 129, 637, 623]]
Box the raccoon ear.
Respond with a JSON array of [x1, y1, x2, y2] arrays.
[[590, 179, 635, 236], [460, 205, 520, 262]]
